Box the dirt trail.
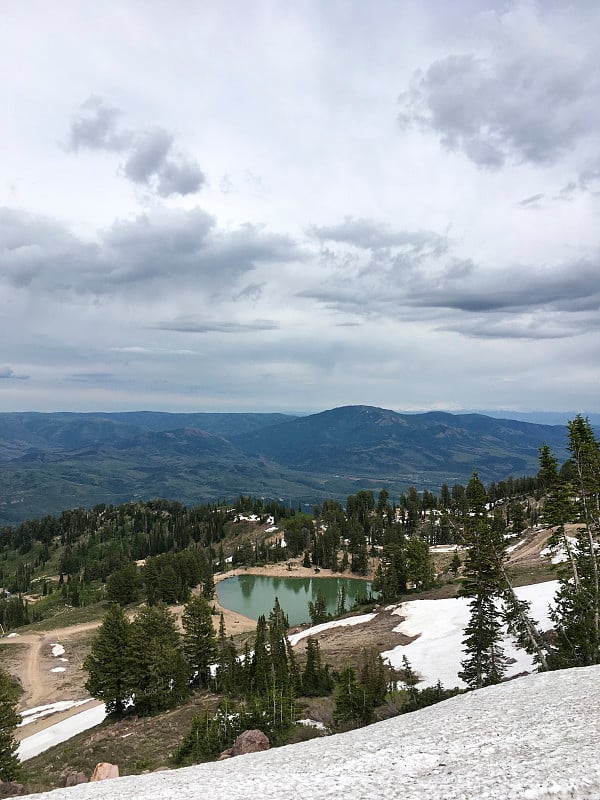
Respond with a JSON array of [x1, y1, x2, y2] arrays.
[[0, 620, 103, 717]]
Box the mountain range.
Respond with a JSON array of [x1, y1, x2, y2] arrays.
[[0, 406, 577, 525]]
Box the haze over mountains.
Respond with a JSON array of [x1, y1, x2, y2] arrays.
[[0, 406, 578, 526]]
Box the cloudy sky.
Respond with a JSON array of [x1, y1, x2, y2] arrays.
[[1, 0, 599, 414]]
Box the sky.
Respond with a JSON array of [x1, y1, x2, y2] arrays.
[[1, 0, 599, 415]]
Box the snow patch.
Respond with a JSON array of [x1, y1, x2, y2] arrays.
[[296, 718, 327, 731], [287, 613, 377, 646], [50, 667, 66, 673], [381, 581, 558, 688], [18, 705, 107, 761], [19, 700, 92, 726], [51, 643, 65, 657]]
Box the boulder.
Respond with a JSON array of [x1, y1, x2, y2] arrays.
[[59, 771, 88, 787], [230, 729, 270, 757], [0, 781, 25, 797], [90, 763, 119, 782], [217, 748, 233, 760], [66, 772, 88, 786]]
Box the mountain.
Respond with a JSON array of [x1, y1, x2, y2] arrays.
[[233, 405, 570, 482], [19, 665, 600, 799], [0, 406, 578, 525], [0, 412, 296, 462]]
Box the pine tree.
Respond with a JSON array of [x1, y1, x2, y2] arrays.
[[301, 637, 333, 696], [129, 605, 190, 714], [333, 664, 372, 726], [550, 416, 600, 666], [0, 665, 20, 781], [181, 596, 217, 687], [248, 615, 270, 695], [84, 604, 132, 714], [308, 591, 330, 625], [459, 472, 506, 689]]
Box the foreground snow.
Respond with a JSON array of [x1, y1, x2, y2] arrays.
[[19, 666, 600, 800], [382, 580, 558, 688]]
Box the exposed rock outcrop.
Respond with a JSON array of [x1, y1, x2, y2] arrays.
[[90, 763, 119, 782]]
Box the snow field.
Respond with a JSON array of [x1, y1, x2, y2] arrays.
[[17, 665, 600, 800], [381, 580, 559, 688]]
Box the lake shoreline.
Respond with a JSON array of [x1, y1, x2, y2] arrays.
[[213, 557, 375, 630]]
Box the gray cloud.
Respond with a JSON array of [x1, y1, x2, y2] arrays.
[[68, 96, 130, 152], [233, 282, 266, 302], [66, 371, 114, 382], [516, 193, 545, 208], [156, 156, 205, 197], [0, 366, 29, 380], [68, 97, 205, 196], [123, 128, 173, 184], [309, 217, 447, 254], [300, 221, 600, 340], [154, 319, 279, 334], [397, 9, 600, 169], [0, 206, 299, 298]]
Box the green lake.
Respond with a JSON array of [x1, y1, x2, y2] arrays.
[[217, 574, 375, 626]]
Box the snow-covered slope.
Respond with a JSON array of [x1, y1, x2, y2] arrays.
[[20, 665, 600, 800], [383, 580, 558, 687]]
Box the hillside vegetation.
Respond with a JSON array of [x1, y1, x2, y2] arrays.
[[0, 406, 575, 524]]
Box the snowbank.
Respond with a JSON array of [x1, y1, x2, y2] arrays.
[[287, 613, 377, 646], [382, 581, 558, 688], [18, 705, 107, 761], [17, 665, 600, 799]]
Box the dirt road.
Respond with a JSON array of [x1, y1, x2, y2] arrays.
[[0, 621, 101, 712]]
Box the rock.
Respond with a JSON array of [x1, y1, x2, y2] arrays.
[[0, 781, 25, 797], [66, 772, 88, 786], [90, 762, 119, 782], [59, 770, 88, 787], [230, 729, 270, 757], [217, 748, 233, 760]]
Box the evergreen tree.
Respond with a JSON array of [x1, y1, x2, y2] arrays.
[[301, 637, 333, 696], [550, 416, 600, 666], [106, 563, 140, 606], [248, 615, 270, 695], [333, 664, 372, 727], [459, 472, 506, 689], [308, 591, 330, 625], [181, 596, 217, 687], [129, 605, 190, 714], [359, 649, 388, 707], [0, 665, 20, 781], [84, 604, 132, 714]]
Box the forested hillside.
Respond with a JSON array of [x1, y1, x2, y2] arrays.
[[0, 407, 577, 524]]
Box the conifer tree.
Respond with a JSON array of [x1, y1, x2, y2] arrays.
[[333, 664, 372, 726], [84, 604, 132, 714], [459, 472, 506, 689], [301, 637, 333, 696], [550, 416, 600, 666], [308, 591, 330, 625], [128, 604, 190, 714], [182, 595, 217, 687], [0, 665, 20, 781]]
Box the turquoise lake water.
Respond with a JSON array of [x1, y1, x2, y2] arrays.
[[216, 574, 375, 626]]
